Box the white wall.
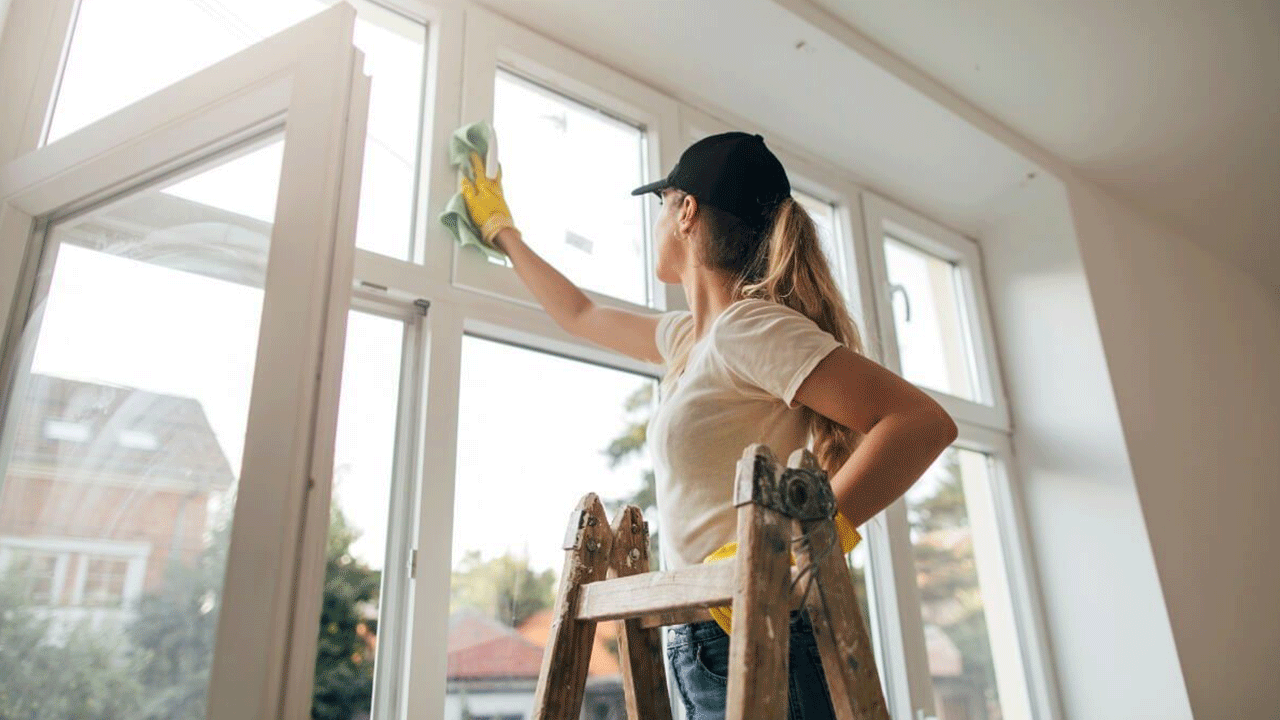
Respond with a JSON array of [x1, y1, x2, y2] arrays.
[[1068, 181, 1280, 719], [978, 177, 1193, 720], [978, 171, 1280, 720]]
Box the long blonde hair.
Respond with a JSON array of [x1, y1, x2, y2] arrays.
[[661, 189, 867, 477]]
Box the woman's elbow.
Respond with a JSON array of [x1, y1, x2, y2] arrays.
[[922, 402, 958, 450]]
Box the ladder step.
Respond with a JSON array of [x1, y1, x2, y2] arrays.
[[576, 561, 806, 622], [637, 607, 715, 629]]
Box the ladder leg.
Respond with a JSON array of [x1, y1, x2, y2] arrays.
[[795, 516, 891, 720], [531, 493, 614, 720], [726, 444, 793, 720], [610, 505, 674, 720]]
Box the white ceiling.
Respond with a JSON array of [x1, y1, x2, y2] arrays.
[[812, 0, 1280, 290], [477, 0, 1278, 290], [475, 0, 1038, 240]]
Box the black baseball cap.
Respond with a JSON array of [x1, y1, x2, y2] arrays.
[[631, 131, 791, 232]]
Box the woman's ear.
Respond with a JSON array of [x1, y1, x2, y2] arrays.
[[678, 193, 698, 236]]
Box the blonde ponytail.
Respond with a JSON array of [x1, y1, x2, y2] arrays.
[[729, 197, 867, 475]]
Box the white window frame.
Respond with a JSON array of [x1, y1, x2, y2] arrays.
[[450, 4, 681, 314], [343, 290, 429, 720], [862, 191, 1011, 431], [0, 5, 371, 718], [948, 424, 1062, 720], [0, 2, 1063, 720]]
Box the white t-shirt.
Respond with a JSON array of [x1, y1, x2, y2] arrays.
[[646, 297, 844, 570]]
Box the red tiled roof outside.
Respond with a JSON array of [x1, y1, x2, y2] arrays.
[[448, 634, 545, 680], [447, 610, 548, 680], [444, 607, 625, 680], [517, 607, 621, 677], [448, 610, 516, 652]]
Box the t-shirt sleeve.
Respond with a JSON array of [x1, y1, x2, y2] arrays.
[[711, 299, 843, 408], [654, 310, 693, 364]]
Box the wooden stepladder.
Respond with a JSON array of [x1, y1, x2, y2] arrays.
[[530, 443, 891, 720]]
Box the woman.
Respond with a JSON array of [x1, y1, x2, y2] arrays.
[[460, 131, 957, 719]]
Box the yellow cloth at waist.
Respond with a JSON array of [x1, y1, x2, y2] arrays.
[[700, 512, 861, 635]]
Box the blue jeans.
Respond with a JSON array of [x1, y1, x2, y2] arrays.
[[666, 608, 839, 720]]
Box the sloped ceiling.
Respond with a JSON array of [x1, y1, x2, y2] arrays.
[[811, 0, 1280, 290]]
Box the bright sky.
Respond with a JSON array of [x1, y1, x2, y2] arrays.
[[23, 0, 962, 580]]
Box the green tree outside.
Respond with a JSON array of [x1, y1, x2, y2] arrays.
[[448, 550, 556, 628], [906, 450, 1000, 717]]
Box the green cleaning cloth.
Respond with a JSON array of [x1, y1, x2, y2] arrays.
[[439, 119, 510, 263]]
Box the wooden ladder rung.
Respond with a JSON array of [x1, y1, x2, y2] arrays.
[[576, 562, 810, 622]]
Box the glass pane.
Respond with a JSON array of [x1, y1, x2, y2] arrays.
[[47, 0, 426, 260], [446, 336, 655, 718], [847, 536, 873, 647], [493, 68, 649, 306], [794, 190, 849, 301], [311, 311, 404, 719], [882, 236, 980, 401], [0, 138, 282, 718], [905, 447, 1027, 720]]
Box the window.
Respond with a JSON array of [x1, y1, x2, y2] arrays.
[[882, 236, 980, 401], [80, 556, 130, 607], [1, 8, 378, 714], [451, 6, 679, 313], [0, 133, 284, 709], [0, 3, 1055, 714], [488, 67, 649, 305], [904, 446, 1033, 720], [862, 192, 1009, 431], [444, 335, 651, 719], [490, 67, 649, 296], [310, 308, 407, 718], [3, 549, 59, 604], [45, 0, 427, 260]]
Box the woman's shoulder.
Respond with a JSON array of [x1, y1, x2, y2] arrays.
[[660, 309, 695, 355], [716, 297, 808, 329]]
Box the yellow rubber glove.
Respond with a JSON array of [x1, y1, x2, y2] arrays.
[[458, 150, 516, 251], [702, 512, 861, 636]]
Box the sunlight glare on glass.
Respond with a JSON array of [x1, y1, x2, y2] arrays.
[[883, 236, 978, 401], [47, 0, 426, 259], [493, 69, 649, 306]]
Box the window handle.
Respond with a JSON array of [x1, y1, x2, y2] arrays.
[[889, 283, 912, 322]]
